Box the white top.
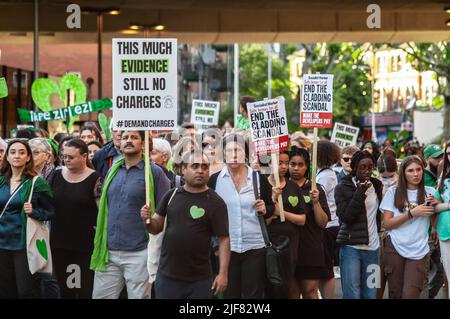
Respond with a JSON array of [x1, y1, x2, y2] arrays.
[[379, 186, 435, 260], [349, 178, 379, 251], [316, 168, 339, 228], [215, 166, 265, 253]]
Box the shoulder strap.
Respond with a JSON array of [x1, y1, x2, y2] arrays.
[[317, 167, 332, 176], [209, 172, 219, 190], [0, 180, 28, 219], [252, 171, 270, 247], [167, 187, 178, 208], [27, 176, 38, 203]]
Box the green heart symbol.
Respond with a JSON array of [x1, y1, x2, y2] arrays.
[[31, 74, 87, 131], [303, 195, 311, 204], [288, 196, 299, 207], [36, 239, 48, 261], [190, 205, 205, 219], [0, 77, 8, 99]]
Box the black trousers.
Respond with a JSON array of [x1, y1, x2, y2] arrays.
[[155, 272, 213, 299], [429, 242, 445, 299], [52, 248, 94, 299], [225, 248, 266, 299], [0, 249, 41, 298]]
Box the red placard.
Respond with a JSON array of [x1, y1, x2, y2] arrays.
[[300, 112, 333, 129], [253, 135, 289, 156]]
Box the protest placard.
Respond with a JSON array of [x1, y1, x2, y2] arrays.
[[330, 122, 359, 147], [300, 74, 334, 190], [300, 74, 333, 129], [112, 38, 177, 131], [247, 97, 289, 156], [248, 96, 289, 222], [112, 38, 178, 224], [190, 99, 220, 130]]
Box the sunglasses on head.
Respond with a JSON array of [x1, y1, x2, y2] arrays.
[[6, 138, 29, 144]]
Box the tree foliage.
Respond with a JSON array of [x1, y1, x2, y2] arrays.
[[231, 43, 372, 135], [400, 42, 450, 140], [237, 44, 295, 123], [309, 43, 372, 129]]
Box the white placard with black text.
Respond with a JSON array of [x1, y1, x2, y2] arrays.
[[112, 38, 177, 130]]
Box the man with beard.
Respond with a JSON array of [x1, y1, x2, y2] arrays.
[[91, 130, 170, 299], [423, 144, 444, 188], [141, 150, 230, 299]]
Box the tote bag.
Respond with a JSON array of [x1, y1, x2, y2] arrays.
[[26, 176, 53, 274]]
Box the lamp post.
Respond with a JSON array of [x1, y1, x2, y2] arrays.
[[82, 8, 120, 100], [371, 48, 377, 143], [234, 44, 239, 127], [33, 0, 39, 128], [97, 13, 103, 99], [268, 44, 272, 99]]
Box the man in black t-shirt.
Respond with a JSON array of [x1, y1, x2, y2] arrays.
[[141, 150, 230, 299]]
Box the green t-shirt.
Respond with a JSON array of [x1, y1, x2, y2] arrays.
[[236, 114, 250, 130], [424, 169, 437, 188], [434, 180, 450, 241]]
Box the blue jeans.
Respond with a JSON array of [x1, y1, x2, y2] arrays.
[[340, 245, 379, 299]]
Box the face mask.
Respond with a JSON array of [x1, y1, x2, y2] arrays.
[[381, 175, 397, 186]]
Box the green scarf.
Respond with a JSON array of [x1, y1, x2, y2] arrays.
[[0, 175, 52, 248], [90, 156, 155, 272]]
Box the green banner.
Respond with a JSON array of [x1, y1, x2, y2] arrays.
[[17, 98, 112, 122]]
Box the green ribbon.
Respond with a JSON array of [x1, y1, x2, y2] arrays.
[[17, 98, 112, 123]]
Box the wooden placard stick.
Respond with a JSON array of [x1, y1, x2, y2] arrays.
[[271, 152, 285, 222]]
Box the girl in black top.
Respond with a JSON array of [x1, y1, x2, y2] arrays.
[[289, 147, 330, 299], [334, 150, 383, 299], [267, 151, 306, 298], [49, 139, 102, 298]]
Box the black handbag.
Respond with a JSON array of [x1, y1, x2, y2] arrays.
[[252, 171, 289, 287]]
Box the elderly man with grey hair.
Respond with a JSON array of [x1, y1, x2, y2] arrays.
[[151, 138, 183, 189]]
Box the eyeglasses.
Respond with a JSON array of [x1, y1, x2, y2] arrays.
[[342, 157, 352, 163]]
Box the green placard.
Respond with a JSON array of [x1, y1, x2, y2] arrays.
[[17, 98, 112, 122], [0, 77, 8, 99]]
